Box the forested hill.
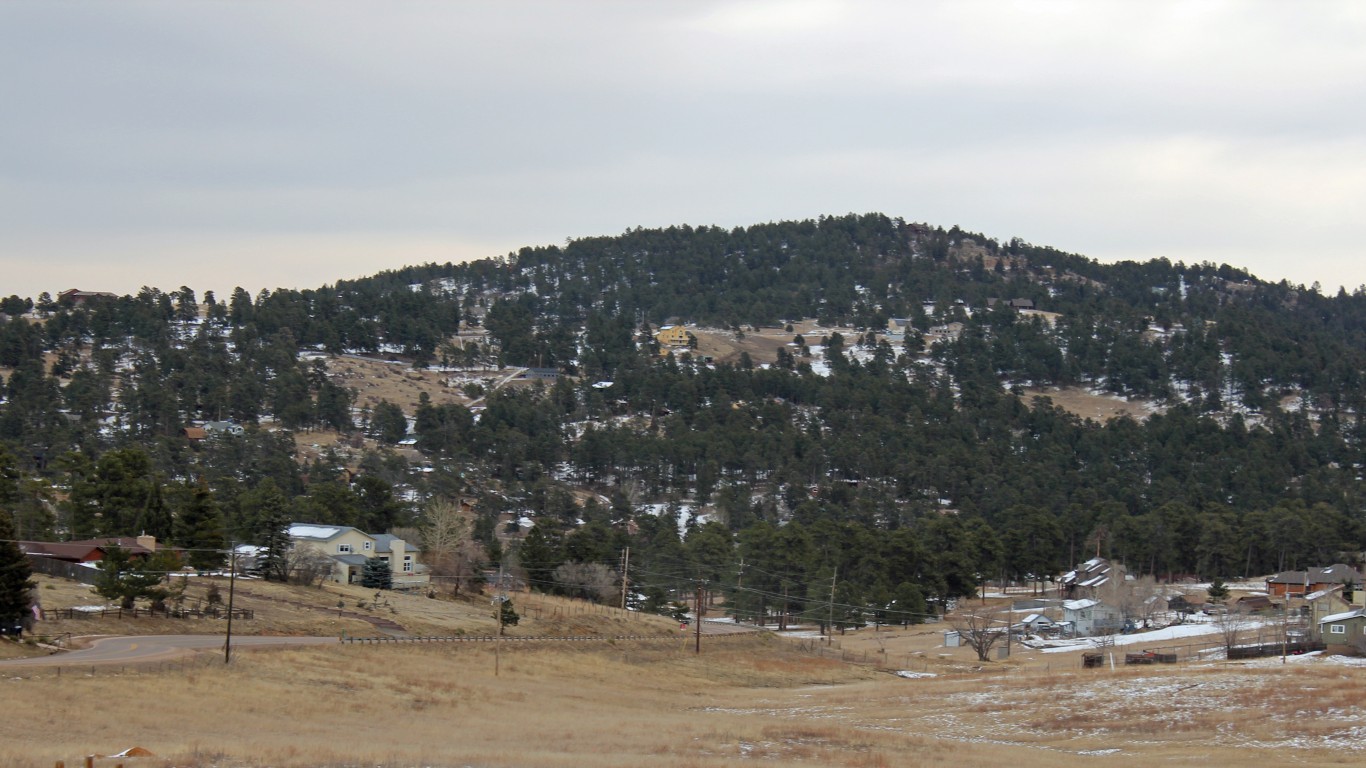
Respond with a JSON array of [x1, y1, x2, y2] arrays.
[[3, 213, 1366, 616]]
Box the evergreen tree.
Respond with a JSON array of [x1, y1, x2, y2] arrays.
[[1207, 577, 1230, 604], [497, 598, 519, 630], [361, 556, 392, 589], [370, 400, 408, 444], [249, 480, 295, 582], [94, 546, 167, 609], [0, 512, 35, 631], [175, 481, 226, 571]]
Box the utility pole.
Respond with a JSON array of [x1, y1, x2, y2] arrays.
[[694, 581, 705, 654], [827, 568, 837, 644], [619, 547, 630, 610], [224, 544, 237, 664], [735, 558, 745, 623], [494, 561, 507, 676], [780, 583, 788, 631]]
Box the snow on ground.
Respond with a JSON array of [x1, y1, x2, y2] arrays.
[[1036, 618, 1262, 653], [639, 502, 702, 536], [895, 670, 938, 679], [1220, 650, 1366, 669], [774, 629, 829, 639]]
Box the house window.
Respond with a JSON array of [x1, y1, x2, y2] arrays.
[[338, 544, 352, 554], [1330, 624, 1346, 635], [363, 541, 372, 551], [403, 555, 413, 572]]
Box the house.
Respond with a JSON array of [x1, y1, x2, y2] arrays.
[[1167, 594, 1204, 615], [519, 367, 558, 381], [288, 523, 427, 588], [1019, 613, 1056, 633], [1060, 557, 1114, 599], [57, 288, 117, 306], [925, 322, 964, 342], [985, 297, 1036, 311], [1236, 594, 1277, 613], [182, 426, 208, 442], [1318, 607, 1366, 651], [19, 535, 157, 564], [654, 325, 691, 349], [203, 420, 245, 437], [886, 318, 912, 335], [1063, 598, 1124, 637], [1266, 564, 1363, 598], [1300, 584, 1361, 640]]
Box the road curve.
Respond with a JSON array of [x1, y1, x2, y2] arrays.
[[0, 634, 339, 667]]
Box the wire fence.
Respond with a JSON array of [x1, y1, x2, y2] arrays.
[[0, 652, 221, 682], [44, 607, 253, 621], [340, 631, 760, 645]]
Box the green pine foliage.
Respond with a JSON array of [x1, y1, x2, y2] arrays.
[[361, 556, 392, 590], [175, 481, 226, 571], [498, 599, 519, 628], [94, 546, 167, 609], [0, 511, 35, 630], [5, 213, 1366, 621], [249, 479, 295, 582]]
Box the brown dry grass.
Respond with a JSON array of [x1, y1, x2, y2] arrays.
[[22, 573, 683, 653], [6, 638, 1365, 767], [1022, 386, 1161, 423]]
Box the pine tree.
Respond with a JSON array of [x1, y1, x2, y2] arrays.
[[0, 512, 35, 631], [249, 479, 294, 582], [175, 481, 225, 571], [498, 598, 519, 630], [1207, 577, 1230, 604], [94, 546, 166, 609], [369, 400, 408, 444], [361, 556, 392, 589]]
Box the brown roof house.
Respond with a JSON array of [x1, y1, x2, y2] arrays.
[[20, 535, 157, 563], [57, 289, 117, 306], [1266, 564, 1363, 598], [20, 535, 158, 584]]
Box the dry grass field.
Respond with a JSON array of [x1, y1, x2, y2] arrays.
[[7, 578, 1366, 766], [13, 573, 682, 659], [1021, 386, 1162, 423], [5, 634, 1366, 768]]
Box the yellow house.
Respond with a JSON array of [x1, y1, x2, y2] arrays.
[[288, 523, 428, 588], [654, 325, 691, 348]]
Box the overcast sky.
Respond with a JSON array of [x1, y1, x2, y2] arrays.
[[3, 0, 1365, 301]]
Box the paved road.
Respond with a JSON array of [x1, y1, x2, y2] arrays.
[[0, 634, 339, 667], [698, 619, 763, 635]]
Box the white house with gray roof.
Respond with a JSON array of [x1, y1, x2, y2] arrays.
[[289, 523, 427, 588]]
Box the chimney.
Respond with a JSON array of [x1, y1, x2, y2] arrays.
[[136, 534, 157, 552]]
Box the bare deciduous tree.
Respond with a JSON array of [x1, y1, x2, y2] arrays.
[[421, 498, 484, 596], [552, 562, 619, 604], [1113, 574, 1162, 628], [287, 547, 337, 587], [1213, 605, 1254, 658], [950, 608, 1011, 662]]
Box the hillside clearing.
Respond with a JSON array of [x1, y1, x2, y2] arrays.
[[1022, 386, 1162, 422]]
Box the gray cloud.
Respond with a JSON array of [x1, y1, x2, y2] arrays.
[[2, 0, 1364, 299]]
